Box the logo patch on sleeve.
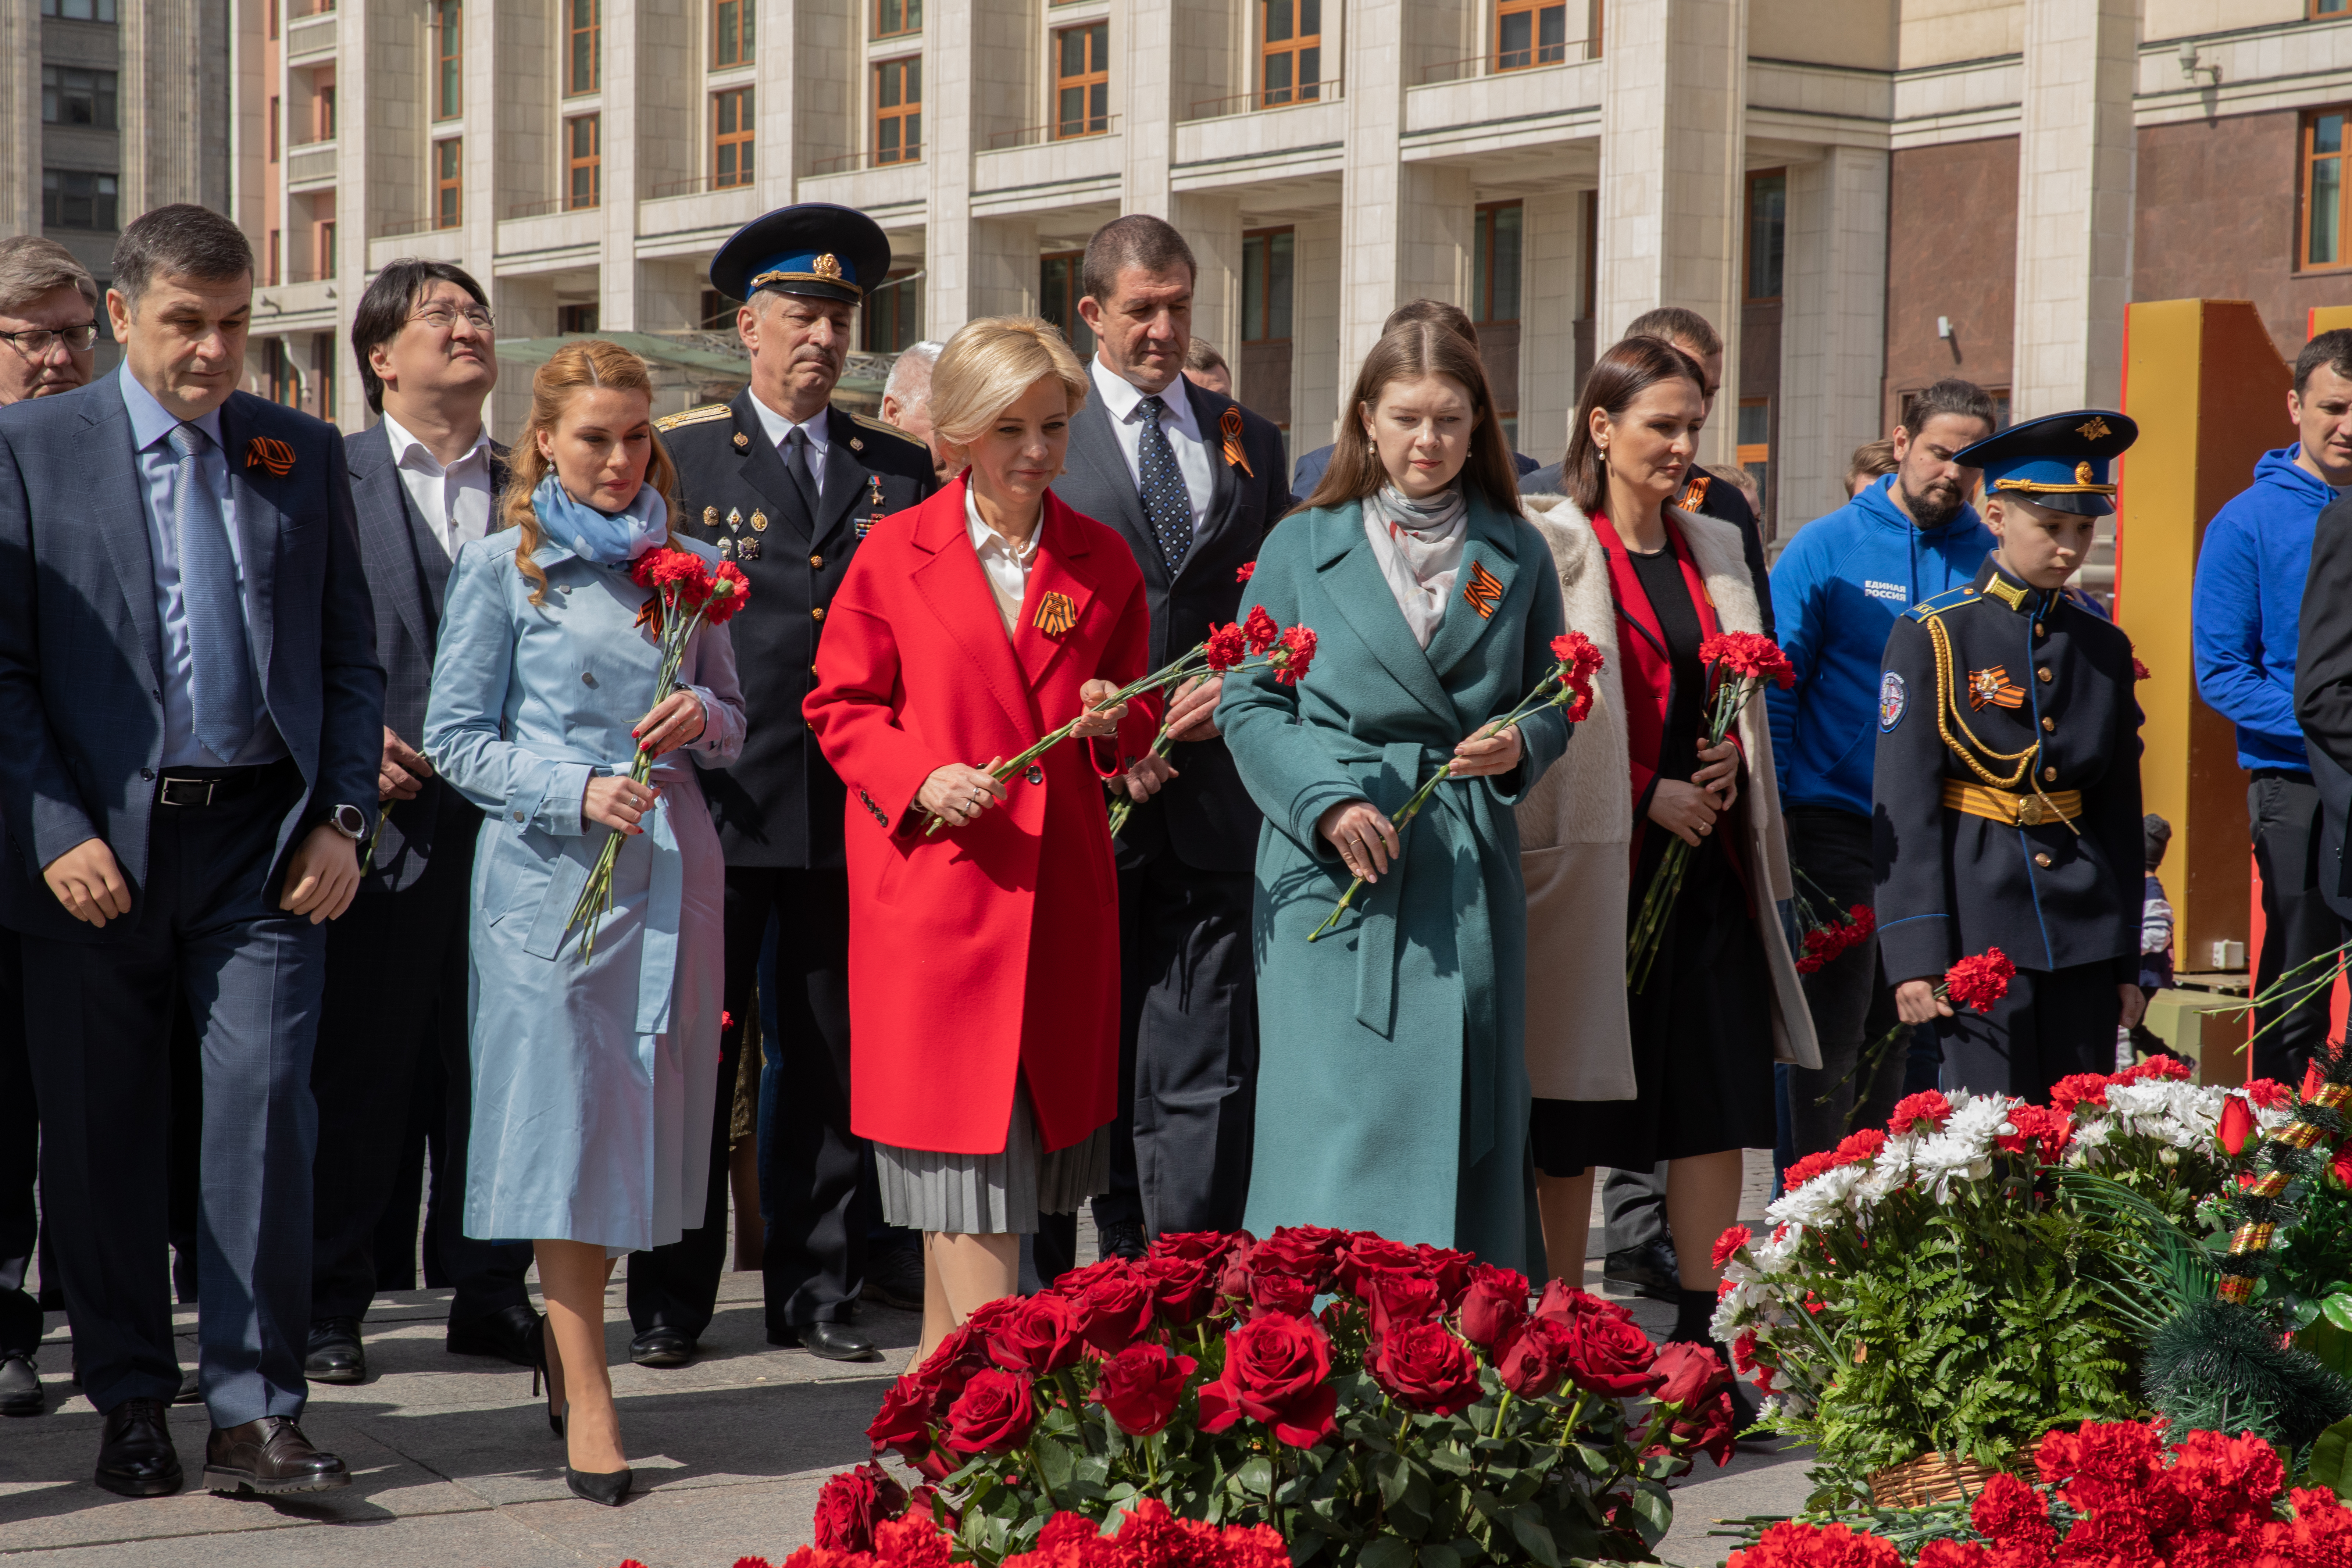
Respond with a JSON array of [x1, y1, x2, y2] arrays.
[[1879, 670, 1908, 732]]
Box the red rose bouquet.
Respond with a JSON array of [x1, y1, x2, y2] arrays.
[[1307, 631, 1606, 942], [1625, 630, 1795, 989], [564, 543, 749, 957], [1103, 607, 1321, 839], [845, 1225, 1730, 1567]]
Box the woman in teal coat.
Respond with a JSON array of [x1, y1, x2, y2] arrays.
[[1218, 321, 1569, 1270]]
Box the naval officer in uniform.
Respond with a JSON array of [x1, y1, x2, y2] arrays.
[[631, 204, 938, 1365], [1872, 410, 2148, 1103]]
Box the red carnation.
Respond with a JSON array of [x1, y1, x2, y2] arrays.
[[2246, 1077, 2292, 1110], [1698, 630, 1796, 690], [1455, 1263, 1530, 1351], [1273, 624, 1317, 686], [1998, 1103, 2073, 1162], [1944, 948, 2016, 1013], [1711, 1225, 1751, 1273], [1236, 561, 1256, 583], [812, 1462, 908, 1554], [943, 1367, 1037, 1455], [1194, 1311, 1338, 1448], [1834, 1128, 1887, 1165], [1091, 1342, 1196, 1436], [1845, 905, 1875, 940], [1370, 1317, 1484, 1416], [2050, 1072, 2113, 1114], [1243, 604, 1280, 656], [1203, 621, 1249, 672], [1550, 629, 1606, 722], [1889, 1090, 1954, 1136], [701, 560, 751, 625], [2134, 657, 2151, 681]]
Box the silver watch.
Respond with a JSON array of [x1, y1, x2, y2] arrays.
[[328, 803, 368, 841]]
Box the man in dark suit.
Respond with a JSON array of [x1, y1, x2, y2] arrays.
[[0, 205, 381, 1497], [1291, 300, 1540, 499], [300, 260, 538, 1388], [642, 204, 938, 1366], [1047, 214, 1291, 1262], [2295, 487, 2352, 940]]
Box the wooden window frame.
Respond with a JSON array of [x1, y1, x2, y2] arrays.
[[2304, 107, 2351, 272], [268, 95, 281, 161], [564, 112, 601, 210], [1241, 226, 1294, 344], [874, 0, 921, 40], [713, 85, 755, 187], [317, 80, 336, 141], [1039, 250, 1096, 358], [1471, 200, 1523, 327], [1258, 0, 1323, 108], [2313, 0, 2349, 19], [433, 0, 462, 121], [1745, 167, 1787, 303], [1053, 22, 1110, 140], [433, 137, 462, 229], [565, 0, 600, 97], [872, 57, 920, 165], [1494, 0, 1567, 72], [713, 0, 754, 67]]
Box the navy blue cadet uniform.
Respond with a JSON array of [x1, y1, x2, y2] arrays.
[[1871, 411, 2145, 1102]]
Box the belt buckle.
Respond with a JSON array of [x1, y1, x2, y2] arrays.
[[2016, 794, 2045, 827], [159, 775, 217, 808]]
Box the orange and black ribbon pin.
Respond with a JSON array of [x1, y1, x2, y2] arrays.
[[1033, 590, 1078, 638], [245, 435, 296, 477], [1461, 560, 1504, 620], [1218, 408, 1253, 477]]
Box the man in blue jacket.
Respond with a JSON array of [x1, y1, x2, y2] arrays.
[[1767, 378, 1996, 1155], [2194, 330, 2352, 1083]]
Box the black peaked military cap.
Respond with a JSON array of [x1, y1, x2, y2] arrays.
[[1954, 408, 2140, 518], [709, 203, 891, 307]]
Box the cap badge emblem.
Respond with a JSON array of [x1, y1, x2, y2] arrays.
[[2075, 461, 2095, 485], [733, 431, 750, 449], [850, 435, 864, 451], [2076, 416, 2112, 441], [813, 253, 843, 282]]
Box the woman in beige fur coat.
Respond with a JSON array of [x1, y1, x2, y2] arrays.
[[1515, 337, 1819, 1355]]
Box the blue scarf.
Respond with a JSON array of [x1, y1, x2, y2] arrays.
[[532, 473, 669, 564]]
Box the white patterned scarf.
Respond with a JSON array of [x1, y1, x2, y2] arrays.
[[1362, 481, 1468, 649]]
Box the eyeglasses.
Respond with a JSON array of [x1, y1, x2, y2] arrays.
[[410, 305, 495, 333], [0, 323, 100, 356]]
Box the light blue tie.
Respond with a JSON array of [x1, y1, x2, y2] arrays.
[[170, 423, 255, 763]]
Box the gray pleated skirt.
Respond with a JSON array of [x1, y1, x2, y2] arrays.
[[874, 1081, 1109, 1234]]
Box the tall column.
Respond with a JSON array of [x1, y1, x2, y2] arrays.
[[1335, 0, 1468, 373], [1596, 0, 1746, 464], [1122, 0, 1176, 219], [2011, 0, 2138, 417], [1520, 187, 1586, 475], [123, 0, 210, 221], [596, 0, 646, 332], [2, 6, 42, 235], [1779, 144, 1889, 529]]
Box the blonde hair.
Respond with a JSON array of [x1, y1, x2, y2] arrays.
[[929, 316, 1089, 452], [500, 339, 678, 603]]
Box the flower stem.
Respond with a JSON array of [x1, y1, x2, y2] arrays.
[[1306, 761, 1454, 942], [1491, 1389, 1513, 1439]]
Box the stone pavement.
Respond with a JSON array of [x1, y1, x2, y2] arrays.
[[0, 1160, 1809, 1567]]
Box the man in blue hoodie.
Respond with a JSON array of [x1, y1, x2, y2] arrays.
[[1767, 378, 1997, 1156], [2194, 330, 2352, 1083]]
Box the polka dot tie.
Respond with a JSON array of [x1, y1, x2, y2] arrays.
[[1136, 394, 1191, 575]]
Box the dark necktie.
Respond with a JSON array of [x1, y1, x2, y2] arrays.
[[1136, 394, 1191, 574], [171, 423, 256, 762], [783, 425, 821, 518]]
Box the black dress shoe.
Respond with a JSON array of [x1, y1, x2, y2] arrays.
[[786, 1321, 880, 1362], [0, 1353, 41, 1417], [567, 1465, 633, 1506], [864, 1246, 926, 1313], [1096, 1220, 1148, 1263], [202, 1416, 350, 1495], [1602, 1238, 1682, 1302], [446, 1303, 545, 1366], [95, 1397, 182, 1497], [628, 1326, 695, 1368], [304, 1317, 367, 1385]]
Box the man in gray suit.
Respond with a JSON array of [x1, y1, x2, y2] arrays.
[[0, 205, 382, 1498], [302, 260, 537, 1388]]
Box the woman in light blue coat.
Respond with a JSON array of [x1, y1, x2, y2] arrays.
[[423, 341, 744, 1507]]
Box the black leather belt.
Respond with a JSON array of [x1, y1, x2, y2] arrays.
[[155, 758, 296, 808]]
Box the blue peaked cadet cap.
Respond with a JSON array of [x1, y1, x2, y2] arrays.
[[1953, 408, 2139, 518], [709, 203, 891, 306]]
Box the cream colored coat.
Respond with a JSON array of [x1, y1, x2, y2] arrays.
[[1515, 494, 1821, 1102]]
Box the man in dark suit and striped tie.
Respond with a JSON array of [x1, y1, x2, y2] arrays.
[[300, 261, 538, 1389]]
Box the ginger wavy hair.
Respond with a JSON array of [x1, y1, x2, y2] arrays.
[[500, 338, 679, 603]]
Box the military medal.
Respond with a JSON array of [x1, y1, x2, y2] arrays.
[[1967, 665, 2026, 711], [702, 506, 719, 530], [750, 510, 768, 531], [718, 537, 735, 559], [859, 475, 885, 538], [1034, 590, 1078, 637]]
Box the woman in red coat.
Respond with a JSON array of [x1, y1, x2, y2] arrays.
[[804, 317, 1159, 1362]]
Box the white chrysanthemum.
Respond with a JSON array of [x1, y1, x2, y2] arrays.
[[1853, 1135, 1920, 1207], [1766, 1163, 1866, 1229]]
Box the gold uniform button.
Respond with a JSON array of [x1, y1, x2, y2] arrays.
[[2035, 622, 2045, 637], [2041, 716, 2055, 732], [2037, 667, 2053, 683], [811, 606, 826, 622], [2042, 765, 2057, 782], [810, 554, 824, 569], [2034, 852, 2053, 868]]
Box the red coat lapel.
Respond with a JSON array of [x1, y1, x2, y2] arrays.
[[1011, 492, 1100, 692], [907, 479, 1041, 743]]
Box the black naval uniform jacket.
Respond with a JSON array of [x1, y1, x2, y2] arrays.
[[1871, 559, 2143, 985], [657, 390, 939, 867]]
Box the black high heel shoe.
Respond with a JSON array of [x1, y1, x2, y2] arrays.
[[565, 1465, 633, 1506], [528, 1319, 564, 1439]]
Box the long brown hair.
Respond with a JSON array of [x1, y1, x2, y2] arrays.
[[500, 338, 679, 603], [1301, 321, 1520, 517], [1560, 336, 1706, 516]]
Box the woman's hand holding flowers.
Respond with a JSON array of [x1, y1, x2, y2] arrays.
[[1317, 800, 1403, 882], [1069, 678, 1129, 739], [1447, 722, 1523, 779], [919, 760, 1008, 829]]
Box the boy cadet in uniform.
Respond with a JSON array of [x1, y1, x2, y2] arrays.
[[1873, 411, 2149, 1103]]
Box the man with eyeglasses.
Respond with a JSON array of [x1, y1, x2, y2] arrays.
[[0, 236, 101, 1419], [298, 260, 537, 1390]]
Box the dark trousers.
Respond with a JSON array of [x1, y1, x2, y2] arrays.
[[1095, 853, 1258, 1238], [0, 930, 42, 1358], [1602, 1165, 1667, 1256], [1937, 960, 2121, 1102], [2251, 773, 2349, 1086], [311, 802, 528, 1324], [1784, 807, 1903, 1156], [21, 767, 323, 1424]]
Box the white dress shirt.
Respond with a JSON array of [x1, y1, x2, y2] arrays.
[[119, 364, 288, 769], [1088, 357, 1211, 540], [748, 388, 832, 496], [965, 483, 1040, 637], [380, 411, 496, 559]]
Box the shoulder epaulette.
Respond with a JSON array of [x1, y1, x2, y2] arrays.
[[849, 411, 924, 447], [654, 403, 732, 433], [1906, 586, 1978, 623]]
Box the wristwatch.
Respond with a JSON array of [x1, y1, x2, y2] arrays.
[[326, 803, 368, 841]]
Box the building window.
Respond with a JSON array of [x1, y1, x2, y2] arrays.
[[1054, 22, 1110, 139], [566, 0, 600, 96], [42, 67, 118, 128], [715, 0, 755, 65], [558, 303, 599, 334], [1241, 229, 1294, 344], [313, 332, 338, 424], [1473, 201, 1523, 448], [1040, 251, 1096, 358], [2306, 110, 2349, 269], [1260, 0, 1323, 107], [863, 273, 922, 353], [267, 338, 298, 405], [875, 0, 921, 39], [700, 289, 742, 329], [2316, 0, 2348, 16], [1495, 0, 1566, 71], [267, 231, 282, 287], [874, 59, 920, 164], [40, 0, 118, 19], [1737, 397, 1770, 518], [41, 170, 118, 231], [433, 0, 462, 120], [268, 0, 278, 38], [316, 80, 337, 141], [268, 97, 282, 161], [714, 86, 755, 186], [565, 113, 601, 209], [434, 138, 462, 228], [318, 221, 336, 278], [1746, 168, 1787, 301]]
